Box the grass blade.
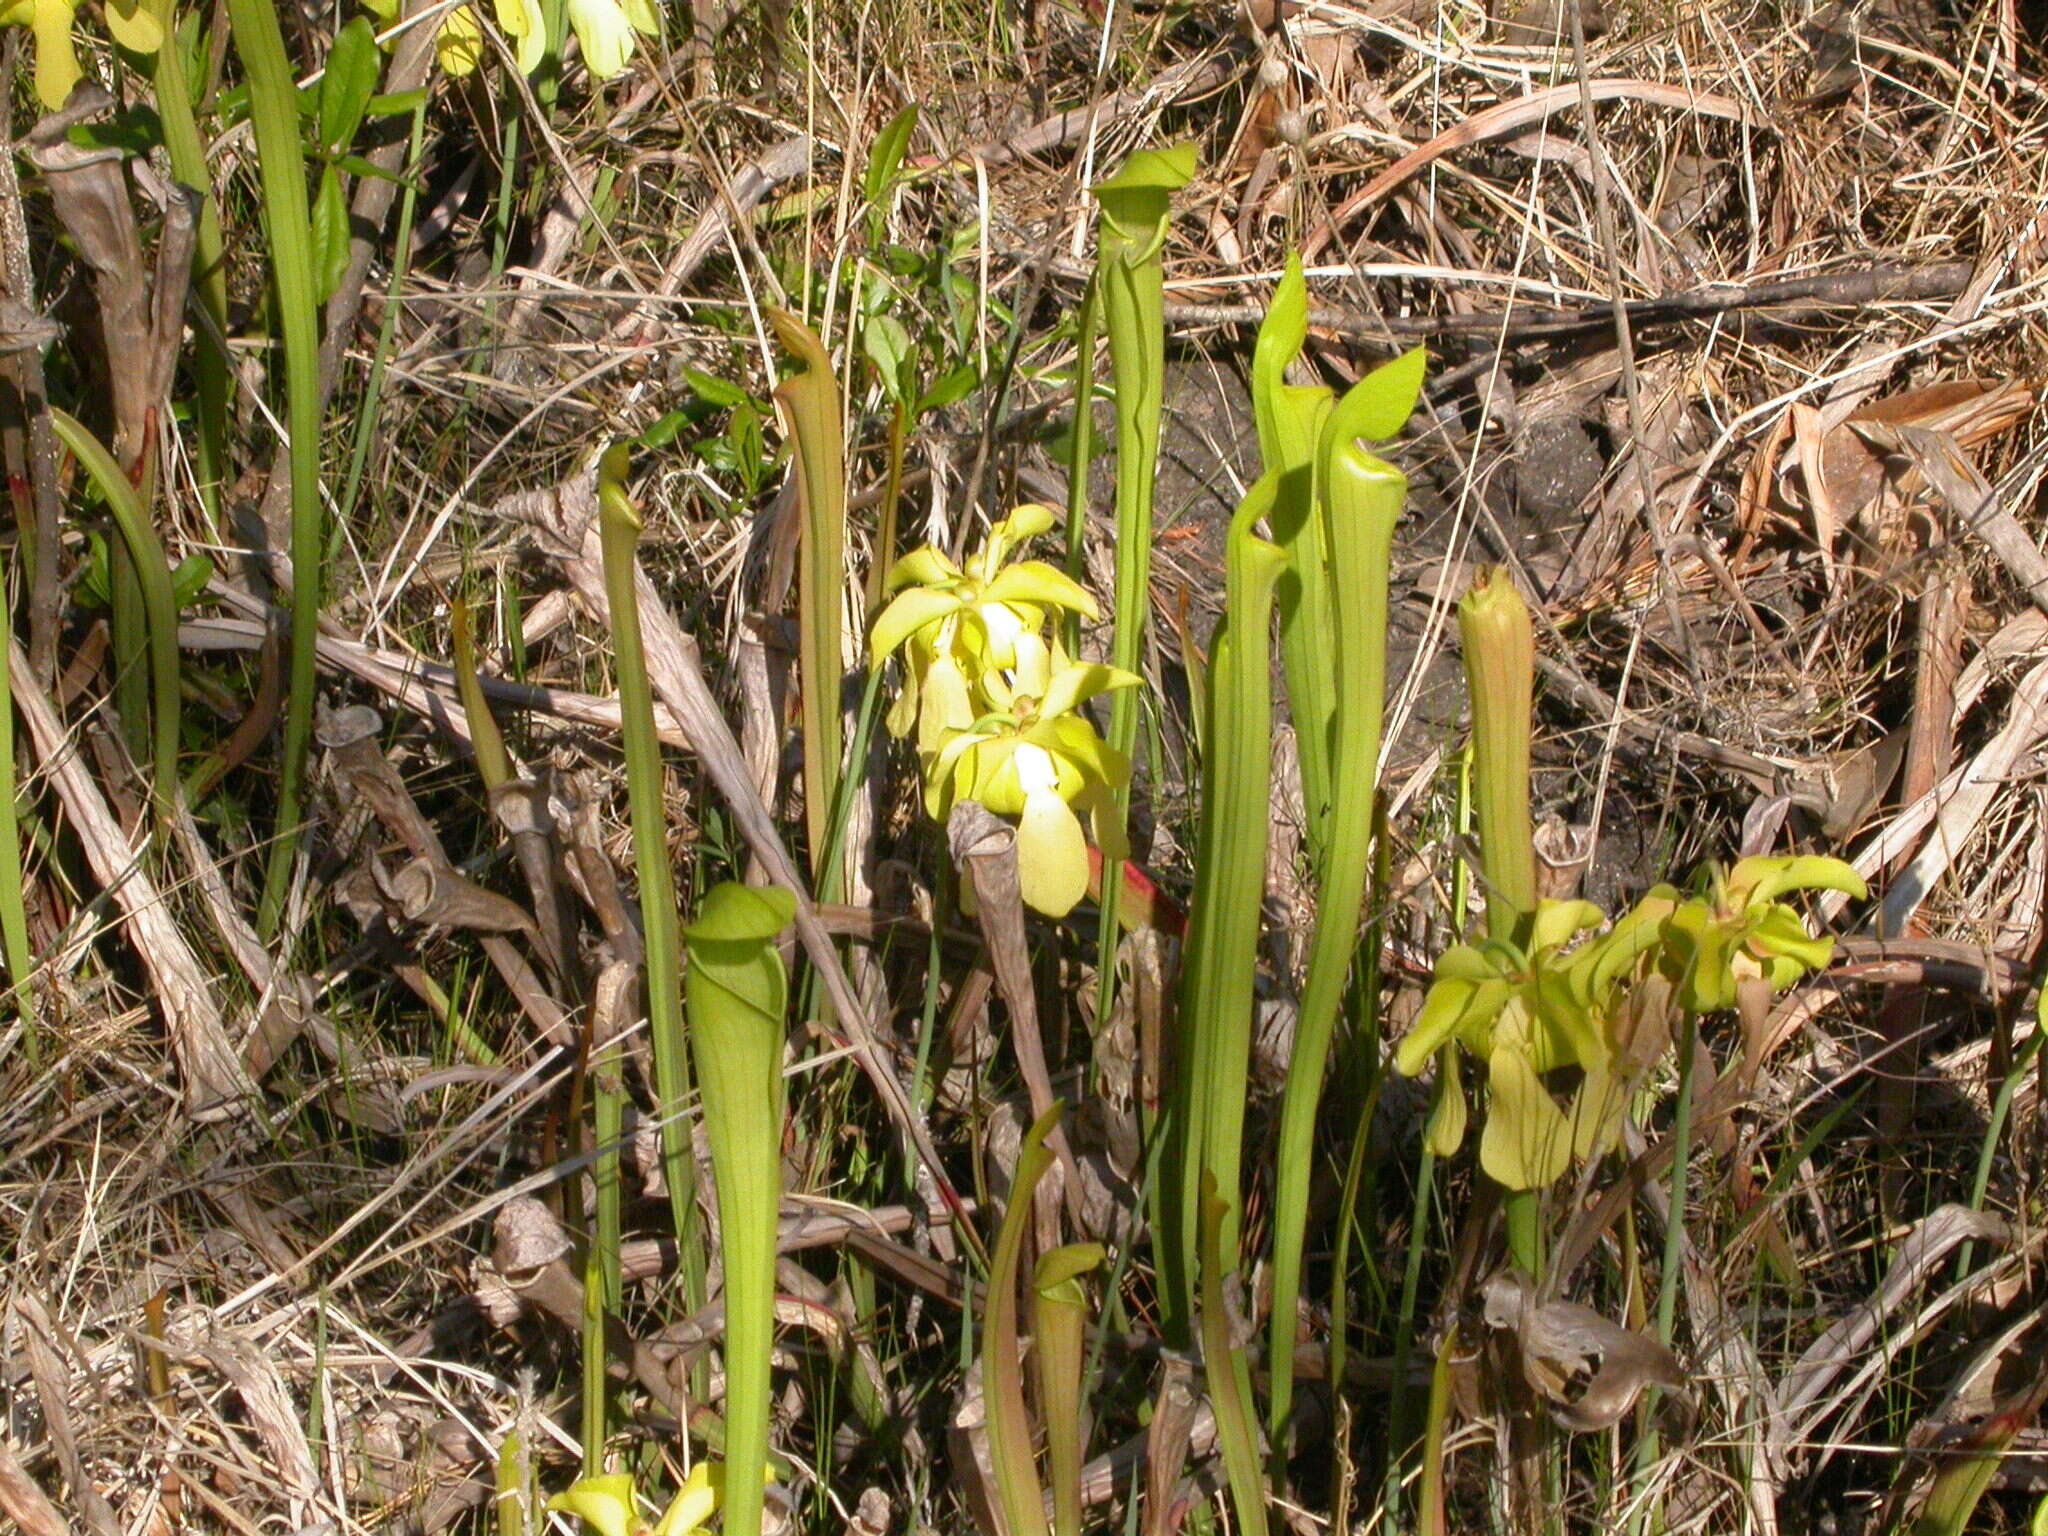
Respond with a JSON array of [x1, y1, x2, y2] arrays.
[[595, 446, 707, 1316], [50, 408, 180, 821], [231, 0, 329, 935]]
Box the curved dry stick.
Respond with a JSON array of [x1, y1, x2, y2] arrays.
[[1302, 79, 1751, 261]]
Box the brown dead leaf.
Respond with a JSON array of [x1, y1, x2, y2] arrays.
[[1481, 1270, 1689, 1432]]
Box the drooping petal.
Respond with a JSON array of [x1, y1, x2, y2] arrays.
[[916, 654, 976, 758], [1423, 1046, 1468, 1156], [566, 0, 638, 76], [103, 0, 165, 53], [870, 585, 963, 663], [1479, 1041, 1572, 1190], [434, 4, 484, 75], [1016, 783, 1089, 916], [548, 1472, 639, 1536], [26, 0, 81, 109], [617, 0, 659, 34], [494, 0, 545, 70]]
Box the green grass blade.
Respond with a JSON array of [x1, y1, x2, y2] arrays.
[[0, 575, 35, 1065], [231, 0, 329, 935], [595, 446, 706, 1317], [985, 1103, 1061, 1536], [50, 409, 180, 822]]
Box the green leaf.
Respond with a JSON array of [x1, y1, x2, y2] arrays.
[[319, 16, 381, 154], [864, 104, 919, 208], [685, 884, 794, 1536], [682, 367, 753, 410], [983, 1104, 1061, 1536], [171, 553, 214, 609], [309, 166, 351, 304], [914, 361, 979, 416], [364, 88, 431, 117], [861, 313, 914, 404]]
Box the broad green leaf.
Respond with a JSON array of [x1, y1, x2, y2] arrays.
[[863, 104, 919, 209], [309, 166, 352, 304], [914, 361, 979, 416], [861, 312, 915, 404], [319, 16, 382, 153]]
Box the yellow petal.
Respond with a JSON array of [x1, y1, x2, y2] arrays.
[[103, 0, 164, 52], [565, 0, 637, 76], [548, 1473, 639, 1536], [494, 0, 545, 70], [618, 0, 658, 33], [1478, 1043, 1571, 1190], [870, 585, 962, 664], [1016, 784, 1088, 917], [27, 0, 81, 109], [434, 4, 484, 74], [916, 655, 974, 758], [652, 1463, 719, 1536]]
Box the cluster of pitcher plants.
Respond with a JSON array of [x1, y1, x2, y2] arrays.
[[532, 135, 1875, 1536]]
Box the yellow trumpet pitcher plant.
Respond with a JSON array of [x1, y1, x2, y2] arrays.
[[925, 633, 1139, 919], [870, 503, 1099, 751]]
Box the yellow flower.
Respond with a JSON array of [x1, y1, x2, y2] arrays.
[[927, 635, 1138, 917], [0, 0, 162, 110], [548, 1462, 741, 1536], [549, 1472, 640, 1536], [871, 502, 1098, 749], [363, 0, 541, 77], [565, 0, 656, 78]]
